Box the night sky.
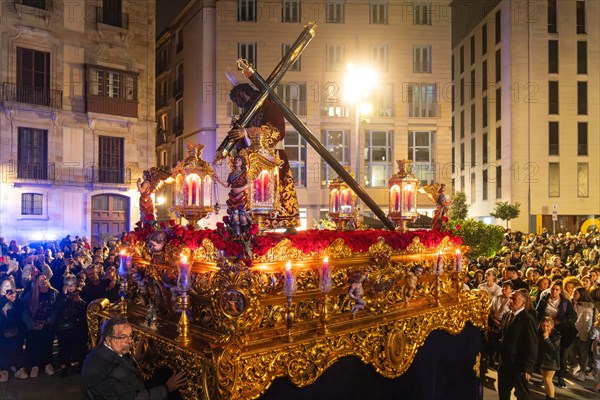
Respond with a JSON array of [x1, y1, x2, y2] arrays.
[[156, 0, 192, 36]]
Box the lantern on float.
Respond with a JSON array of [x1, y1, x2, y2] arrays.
[[328, 170, 357, 231], [388, 160, 419, 231], [171, 144, 215, 226]]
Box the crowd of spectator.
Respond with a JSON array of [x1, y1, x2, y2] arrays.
[[466, 228, 600, 397], [0, 235, 122, 383]]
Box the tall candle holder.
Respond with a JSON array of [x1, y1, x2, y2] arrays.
[[176, 255, 191, 344], [282, 261, 297, 342], [319, 257, 333, 334], [118, 250, 132, 317]]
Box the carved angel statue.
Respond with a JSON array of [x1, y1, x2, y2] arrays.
[[419, 183, 451, 231], [348, 271, 368, 315], [137, 167, 173, 222], [403, 265, 424, 306]]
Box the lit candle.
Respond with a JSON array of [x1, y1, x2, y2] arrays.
[[178, 255, 190, 292], [406, 186, 413, 211], [455, 248, 462, 273], [393, 186, 400, 211], [283, 261, 296, 297], [436, 250, 443, 277], [118, 250, 131, 279], [320, 256, 332, 293], [195, 177, 200, 206]]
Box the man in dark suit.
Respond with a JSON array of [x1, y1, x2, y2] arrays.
[[81, 317, 186, 400], [505, 266, 529, 291], [498, 289, 538, 400]]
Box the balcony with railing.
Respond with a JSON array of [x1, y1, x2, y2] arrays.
[[86, 95, 138, 118], [16, 162, 55, 181], [96, 6, 129, 29], [86, 166, 131, 185], [1, 83, 62, 109]]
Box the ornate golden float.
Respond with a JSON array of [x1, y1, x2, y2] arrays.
[[87, 228, 488, 400]]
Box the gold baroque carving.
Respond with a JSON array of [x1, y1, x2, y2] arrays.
[[325, 238, 354, 259], [403, 236, 427, 254], [255, 238, 308, 263]]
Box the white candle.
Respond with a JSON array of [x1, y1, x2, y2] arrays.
[[455, 248, 462, 273], [283, 261, 296, 296], [436, 250, 443, 276]]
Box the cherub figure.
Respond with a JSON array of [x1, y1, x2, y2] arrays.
[[403, 265, 424, 306], [348, 271, 368, 315], [136, 168, 173, 223]]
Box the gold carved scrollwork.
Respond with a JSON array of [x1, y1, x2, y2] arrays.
[[255, 239, 308, 263], [86, 298, 111, 348], [368, 237, 393, 258], [325, 238, 353, 259], [192, 239, 217, 263], [403, 236, 427, 254]]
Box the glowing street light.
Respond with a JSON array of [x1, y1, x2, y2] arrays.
[[343, 64, 378, 189]]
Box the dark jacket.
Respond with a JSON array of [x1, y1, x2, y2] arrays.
[[536, 292, 577, 347], [499, 310, 538, 375], [55, 292, 87, 331], [81, 343, 169, 400], [538, 329, 561, 371]]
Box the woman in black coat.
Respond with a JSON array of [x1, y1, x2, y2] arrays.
[[0, 277, 25, 381], [538, 316, 561, 400], [536, 280, 577, 388]]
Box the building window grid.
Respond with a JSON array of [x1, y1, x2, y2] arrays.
[[482, 96, 488, 128], [238, 43, 257, 69], [470, 172, 476, 204], [549, 81, 559, 115], [21, 193, 43, 215], [482, 169, 488, 201], [577, 81, 587, 115], [89, 67, 137, 100], [408, 83, 437, 118], [470, 138, 476, 168], [482, 133, 488, 164], [408, 131, 436, 185], [460, 78, 465, 106], [578, 122, 588, 156], [460, 142, 465, 171], [413, 2, 432, 25], [374, 83, 394, 117], [495, 10, 501, 44], [470, 35, 475, 65], [284, 130, 307, 187], [548, 162, 560, 197], [577, 162, 588, 197], [413, 45, 432, 73], [482, 59, 488, 94], [495, 49, 501, 83], [496, 126, 501, 160], [370, 1, 388, 24], [470, 69, 476, 100], [282, 0, 301, 23], [325, 1, 345, 23], [371, 44, 389, 73], [276, 82, 307, 116], [496, 166, 502, 198], [577, 41, 587, 74], [17, 127, 48, 180], [576, 1, 586, 34], [460, 110, 465, 139], [459, 46, 464, 74], [481, 24, 487, 55], [495, 87, 501, 121], [98, 136, 124, 184], [548, 0, 558, 33], [365, 130, 393, 187], [321, 129, 350, 186], [549, 122, 559, 155], [470, 103, 475, 134], [326, 44, 344, 71], [238, 0, 256, 22], [548, 40, 559, 74]]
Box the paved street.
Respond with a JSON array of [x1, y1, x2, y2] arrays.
[[0, 366, 596, 400]]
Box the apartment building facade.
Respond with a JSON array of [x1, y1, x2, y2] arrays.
[[452, 0, 599, 233], [0, 0, 156, 244], [156, 0, 453, 228]]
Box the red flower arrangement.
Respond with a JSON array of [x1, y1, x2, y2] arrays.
[[125, 220, 462, 261]]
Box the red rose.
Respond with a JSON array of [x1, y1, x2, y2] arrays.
[[223, 216, 230, 224], [456, 224, 461, 230], [249, 224, 259, 236]]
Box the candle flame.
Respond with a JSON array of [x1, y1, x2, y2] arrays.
[[323, 256, 329, 263], [456, 248, 461, 255], [120, 249, 126, 256], [285, 261, 292, 271], [438, 250, 442, 256], [181, 255, 188, 263]]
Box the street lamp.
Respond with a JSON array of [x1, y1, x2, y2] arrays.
[[343, 64, 378, 188]]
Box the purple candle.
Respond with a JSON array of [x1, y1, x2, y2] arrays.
[[436, 250, 443, 276], [118, 250, 131, 279], [455, 249, 462, 273], [283, 261, 296, 297], [178, 256, 190, 292]]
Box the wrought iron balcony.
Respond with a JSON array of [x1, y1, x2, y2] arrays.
[[17, 162, 55, 181], [86, 166, 131, 185], [1, 82, 62, 109]]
